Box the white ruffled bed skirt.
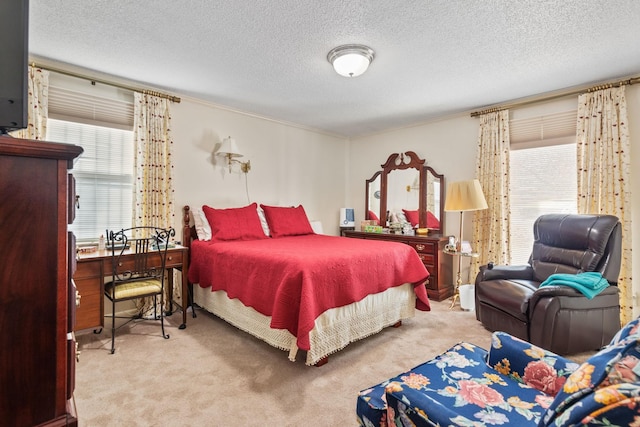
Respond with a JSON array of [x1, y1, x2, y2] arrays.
[[193, 284, 416, 365]]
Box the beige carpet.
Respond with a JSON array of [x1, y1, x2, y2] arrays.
[[74, 301, 591, 426]]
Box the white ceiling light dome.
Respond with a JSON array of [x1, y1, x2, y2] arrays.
[[327, 44, 375, 78]]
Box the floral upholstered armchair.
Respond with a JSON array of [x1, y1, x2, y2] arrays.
[[357, 318, 640, 426]]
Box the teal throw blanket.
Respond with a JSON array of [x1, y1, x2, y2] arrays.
[[539, 271, 609, 299]]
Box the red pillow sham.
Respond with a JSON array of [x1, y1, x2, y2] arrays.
[[260, 204, 314, 238], [202, 202, 268, 242], [402, 209, 441, 228], [402, 209, 420, 227], [426, 211, 440, 229]]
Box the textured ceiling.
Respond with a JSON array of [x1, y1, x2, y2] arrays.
[[29, 0, 640, 137]]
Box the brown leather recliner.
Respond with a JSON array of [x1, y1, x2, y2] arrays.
[[475, 214, 622, 355]]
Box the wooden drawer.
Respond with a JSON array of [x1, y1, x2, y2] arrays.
[[68, 174, 76, 224], [165, 250, 183, 268], [67, 334, 76, 399], [74, 277, 102, 297], [73, 271, 103, 331], [113, 249, 183, 273], [75, 259, 102, 279], [425, 271, 438, 290], [416, 252, 435, 266], [75, 292, 103, 331], [74, 275, 103, 331], [408, 241, 436, 254]]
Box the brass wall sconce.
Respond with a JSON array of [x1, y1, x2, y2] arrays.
[[216, 136, 251, 173]]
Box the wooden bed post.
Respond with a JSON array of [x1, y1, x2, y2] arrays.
[[178, 205, 197, 329], [182, 205, 191, 249]]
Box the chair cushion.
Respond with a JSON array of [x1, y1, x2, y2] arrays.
[[476, 278, 539, 321], [105, 279, 162, 300]]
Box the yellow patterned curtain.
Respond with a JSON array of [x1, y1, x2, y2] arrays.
[[133, 92, 175, 228], [576, 86, 632, 324], [133, 92, 175, 315], [471, 110, 511, 277], [10, 66, 49, 140]]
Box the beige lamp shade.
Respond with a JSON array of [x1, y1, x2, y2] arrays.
[[444, 179, 488, 212], [217, 136, 243, 158]]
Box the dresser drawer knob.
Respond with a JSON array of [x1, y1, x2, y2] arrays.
[[76, 291, 81, 307], [168, 256, 172, 261], [416, 244, 425, 251]]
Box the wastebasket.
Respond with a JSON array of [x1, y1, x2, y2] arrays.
[[459, 284, 475, 311]]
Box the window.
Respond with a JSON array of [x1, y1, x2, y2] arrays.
[[509, 110, 577, 264], [47, 120, 134, 241], [46, 72, 135, 242]]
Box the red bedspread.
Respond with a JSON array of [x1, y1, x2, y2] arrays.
[[188, 234, 430, 350]]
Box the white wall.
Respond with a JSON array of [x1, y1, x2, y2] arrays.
[[170, 97, 349, 237]]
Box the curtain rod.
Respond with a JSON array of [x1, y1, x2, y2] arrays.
[[470, 75, 640, 117], [32, 62, 181, 103]]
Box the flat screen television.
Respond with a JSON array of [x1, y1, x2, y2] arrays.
[[0, 0, 29, 135]]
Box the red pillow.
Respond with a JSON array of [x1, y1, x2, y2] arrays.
[[202, 203, 268, 242], [402, 209, 420, 227], [260, 204, 314, 238], [368, 210, 380, 222], [427, 211, 440, 229]]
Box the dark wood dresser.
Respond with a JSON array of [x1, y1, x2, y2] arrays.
[[343, 231, 453, 301], [0, 136, 83, 426]]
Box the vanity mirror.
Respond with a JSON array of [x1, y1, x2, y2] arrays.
[[365, 151, 445, 233]]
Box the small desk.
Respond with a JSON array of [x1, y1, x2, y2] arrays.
[[73, 245, 189, 331]]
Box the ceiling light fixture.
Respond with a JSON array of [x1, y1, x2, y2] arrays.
[[327, 44, 375, 78]]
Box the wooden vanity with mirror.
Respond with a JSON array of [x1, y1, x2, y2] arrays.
[[343, 151, 453, 301]]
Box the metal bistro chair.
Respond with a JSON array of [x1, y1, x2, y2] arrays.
[[105, 226, 175, 354]]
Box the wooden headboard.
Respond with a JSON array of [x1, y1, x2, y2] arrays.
[[182, 205, 198, 251]]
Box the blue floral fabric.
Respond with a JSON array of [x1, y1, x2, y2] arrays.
[[487, 332, 580, 397], [356, 318, 640, 427], [384, 341, 554, 426], [609, 316, 640, 346], [541, 333, 640, 426]]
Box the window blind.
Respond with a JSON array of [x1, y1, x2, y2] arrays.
[[46, 74, 135, 242], [510, 110, 577, 148], [48, 119, 134, 242], [48, 85, 134, 129], [509, 110, 578, 264]]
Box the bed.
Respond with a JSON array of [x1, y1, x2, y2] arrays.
[[182, 203, 430, 365]]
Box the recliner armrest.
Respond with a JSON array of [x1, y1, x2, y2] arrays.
[[476, 264, 534, 283], [528, 283, 619, 309], [487, 331, 579, 396]]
